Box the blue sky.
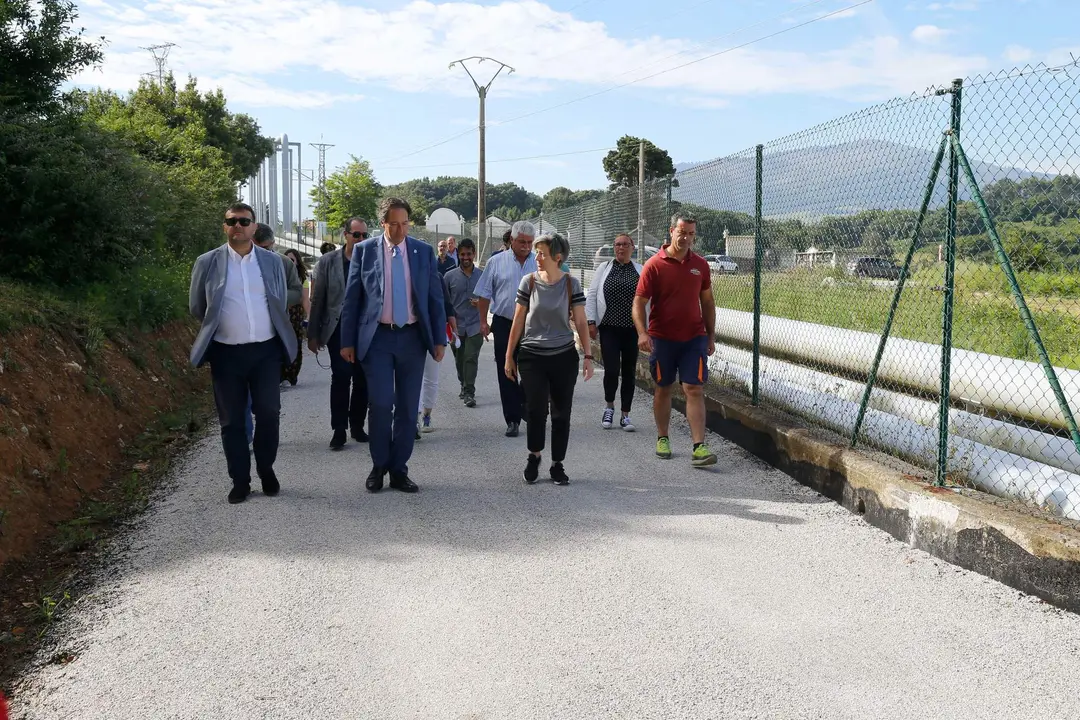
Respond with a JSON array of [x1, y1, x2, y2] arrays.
[[73, 0, 1079, 212]]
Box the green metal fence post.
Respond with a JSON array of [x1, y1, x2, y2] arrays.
[[950, 135, 1080, 456], [936, 78, 963, 486], [752, 144, 764, 406], [851, 134, 949, 446]]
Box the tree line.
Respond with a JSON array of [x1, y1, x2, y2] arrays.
[[1, 0, 273, 325]]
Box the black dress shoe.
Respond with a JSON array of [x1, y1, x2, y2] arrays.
[[505, 422, 520, 438], [258, 468, 280, 496], [366, 466, 386, 492], [330, 429, 347, 450], [228, 484, 250, 504], [388, 471, 419, 493], [351, 427, 368, 443]]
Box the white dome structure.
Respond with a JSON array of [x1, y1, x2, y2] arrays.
[[426, 207, 465, 235]]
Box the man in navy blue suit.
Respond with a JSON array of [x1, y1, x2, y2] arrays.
[[339, 197, 447, 493]]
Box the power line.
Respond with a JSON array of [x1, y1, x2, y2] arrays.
[[490, 0, 868, 129], [370, 126, 477, 166], [380, 146, 615, 171], [373, 0, 861, 168]]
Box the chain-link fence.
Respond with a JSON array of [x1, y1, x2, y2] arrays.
[[542, 61, 1080, 524]]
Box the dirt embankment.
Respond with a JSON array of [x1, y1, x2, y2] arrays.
[[0, 318, 212, 682]]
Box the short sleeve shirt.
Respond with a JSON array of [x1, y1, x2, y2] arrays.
[[635, 246, 711, 342], [515, 273, 586, 356]]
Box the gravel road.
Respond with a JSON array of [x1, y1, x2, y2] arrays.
[[14, 348, 1080, 719]]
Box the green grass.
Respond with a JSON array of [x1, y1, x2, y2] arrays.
[[714, 262, 1080, 370]]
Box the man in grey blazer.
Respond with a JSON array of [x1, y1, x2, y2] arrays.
[[189, 202, 298, 504], [308, 217, 370, 450], [254, 223, 303, 308]]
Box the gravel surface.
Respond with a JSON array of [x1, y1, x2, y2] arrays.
[[14, 348, 1080, 719]]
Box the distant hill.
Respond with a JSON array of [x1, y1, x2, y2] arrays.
[[673, 138, 1045, 220]]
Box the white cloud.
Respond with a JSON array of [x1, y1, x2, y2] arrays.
[[927, 1, 978, 10], [70, 0, 989, 111], [1003, 45, 1034, 64], [911, 24, 951, 44]]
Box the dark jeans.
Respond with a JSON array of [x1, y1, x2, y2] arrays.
[[517, 347, 579, 463], [491, 314, 526, 425], [327, 325, 369, 432], [361, 323, 426, 473], [598, 325, 639, 413], [208, 339, 282, 486]]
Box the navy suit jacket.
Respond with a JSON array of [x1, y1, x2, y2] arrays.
[[340, 235, 447, 362]]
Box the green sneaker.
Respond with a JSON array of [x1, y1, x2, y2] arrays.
[[691, 443, 717, 467], [655, 436, 673, 459]]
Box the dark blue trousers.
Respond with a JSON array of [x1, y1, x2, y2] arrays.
[[208, 339, 282, 486], [361, 324, 427, 473]]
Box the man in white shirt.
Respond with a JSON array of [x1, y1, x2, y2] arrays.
[[189, 202, 297, 504], [475, 220, 537, 437]]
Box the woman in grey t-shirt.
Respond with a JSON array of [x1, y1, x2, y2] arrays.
[[504, 233, 594, 485]]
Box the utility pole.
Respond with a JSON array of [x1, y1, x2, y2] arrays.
[[141, 43, 177, 86], [310, 141, 334, 228], [637, 140, 646, 262], [449, 56, 515, 261]]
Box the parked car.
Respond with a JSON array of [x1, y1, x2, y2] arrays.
[[846, 256, 903, 280], [592, 244, 660, 269], [703, 254, 739, 274]]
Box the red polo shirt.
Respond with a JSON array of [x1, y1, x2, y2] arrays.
[[635, 245, 711, 342]]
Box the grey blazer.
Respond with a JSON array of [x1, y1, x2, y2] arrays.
[[308, 247, 348, 346], [281, 253, 303, 307], [188, 243, 299, 367]]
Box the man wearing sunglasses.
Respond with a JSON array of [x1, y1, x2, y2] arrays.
[[189, 203, 298, 504], [308, 217, 371, 450]]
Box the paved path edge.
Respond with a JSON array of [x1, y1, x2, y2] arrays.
[[589, 336, 1080, 612]]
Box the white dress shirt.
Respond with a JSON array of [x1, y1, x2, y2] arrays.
[[214, 244, 276, 345]]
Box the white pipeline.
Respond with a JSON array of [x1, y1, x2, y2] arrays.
[[712, 345, 1080, 477], [715, 308, 1080, 432], [707, 348, 1080, 521]]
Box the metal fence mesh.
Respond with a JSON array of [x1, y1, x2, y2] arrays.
[[538, 61, 1080, 524]]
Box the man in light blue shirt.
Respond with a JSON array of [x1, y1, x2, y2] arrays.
[[475, 220, 537, 437]]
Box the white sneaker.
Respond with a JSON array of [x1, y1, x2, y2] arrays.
[[421, 413, 435, 433], [601, 408, 615, 429], [620, 416, 636, 432]]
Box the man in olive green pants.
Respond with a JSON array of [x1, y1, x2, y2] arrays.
[[443, 239, 485, 407]]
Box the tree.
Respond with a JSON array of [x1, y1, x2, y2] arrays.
[[602, 135, 676, 190], [380, 176, 542, 222], [542, 186, 605, 212], [311, 156, 380, 230], [0, 0, 102, 115]]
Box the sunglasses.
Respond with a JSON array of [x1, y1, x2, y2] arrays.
[[224, 217, 253, 227], [348, 231, 369, 239]]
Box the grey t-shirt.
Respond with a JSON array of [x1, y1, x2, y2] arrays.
[[515, 272, 586, 356]]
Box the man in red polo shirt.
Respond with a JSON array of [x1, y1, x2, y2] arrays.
[[632, 211, 717, 466]]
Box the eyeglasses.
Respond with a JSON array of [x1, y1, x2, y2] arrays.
[[614, 243, 633, 248], [224, 217, 253, 227], [348, 231, 369, 239]]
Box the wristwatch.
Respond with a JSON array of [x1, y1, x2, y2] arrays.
[[584, 354, 593, 360], [587, 320, 596, 326]]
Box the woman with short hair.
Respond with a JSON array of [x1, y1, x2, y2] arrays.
[[586, 233, 644, 431], [504, 233, 593, 485]]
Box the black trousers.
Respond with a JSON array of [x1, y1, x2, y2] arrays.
[[208, 339, 281, 486], [327, 325, 369, 432], [517, 347, 579, 463], [491, 314, 526, 426], [598, 325, 639, 413]]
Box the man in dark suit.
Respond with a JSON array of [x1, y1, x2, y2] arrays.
[[308, 217, 370, 450], [189, 202, 298, 504], [340, 197, 447, 493]]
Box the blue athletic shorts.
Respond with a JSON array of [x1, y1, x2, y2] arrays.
[[649, 335, 708, 387]]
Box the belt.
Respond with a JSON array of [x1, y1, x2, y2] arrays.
[[379, 322, 416, 331]]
